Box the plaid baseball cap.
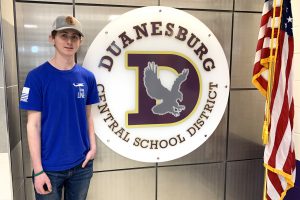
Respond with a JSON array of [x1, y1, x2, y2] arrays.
[[52, 16, 84, 36]]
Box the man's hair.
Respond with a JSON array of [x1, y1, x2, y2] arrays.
[[51, 30, 57, 38]]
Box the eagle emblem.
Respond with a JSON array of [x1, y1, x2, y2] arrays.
[[143, 61, 189, 117]]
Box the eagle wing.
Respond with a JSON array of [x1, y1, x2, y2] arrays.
[[171, 68, 189, 92], [143, 62, 169, 100]]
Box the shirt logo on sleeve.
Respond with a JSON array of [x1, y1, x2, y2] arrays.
[[20, 87, 30, 102]]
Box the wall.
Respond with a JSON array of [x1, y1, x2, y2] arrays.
[[2, 0, 298, 199], [14, 1, 268, 200], [0, 1, 13, 199], [0, 0, 23, 199]]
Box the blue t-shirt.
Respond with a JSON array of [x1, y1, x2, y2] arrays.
[[20, 61, 99, 171]]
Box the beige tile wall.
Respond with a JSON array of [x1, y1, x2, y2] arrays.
[[1, 0, 24, 199], [0, 153, 13, 200]]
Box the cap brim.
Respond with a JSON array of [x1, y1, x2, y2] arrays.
[[54, 27, 84, 37]]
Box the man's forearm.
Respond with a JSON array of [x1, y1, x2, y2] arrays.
[[27, 111, 43, 173]]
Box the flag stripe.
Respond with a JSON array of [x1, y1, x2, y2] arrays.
[[267, 172, 282, 199], [267, 33, 286, 167]]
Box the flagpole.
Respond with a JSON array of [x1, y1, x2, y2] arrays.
[[263, 169, 267, 200]]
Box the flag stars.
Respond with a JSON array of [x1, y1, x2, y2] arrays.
[[287, 16, 293, 23]]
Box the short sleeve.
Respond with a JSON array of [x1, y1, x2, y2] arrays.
[[86, 73, 100, 105], [19, 71, 43, 111]]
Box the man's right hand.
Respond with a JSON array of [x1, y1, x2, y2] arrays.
[[34, 173, 52, 195]]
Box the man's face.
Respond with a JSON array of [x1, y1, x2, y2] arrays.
[[53, 29, 82, 57]]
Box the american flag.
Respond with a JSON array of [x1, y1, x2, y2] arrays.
[[252, 0, 296, 199]]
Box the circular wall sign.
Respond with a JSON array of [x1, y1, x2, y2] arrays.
[[83, 6, 229, 162]]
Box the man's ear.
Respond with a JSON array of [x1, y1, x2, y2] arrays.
[[49, 35, 55, 46]]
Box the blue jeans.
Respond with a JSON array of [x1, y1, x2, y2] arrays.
[[33, 160, 93, 200]]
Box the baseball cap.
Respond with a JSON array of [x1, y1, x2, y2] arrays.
[[52, 16, 84, 36]]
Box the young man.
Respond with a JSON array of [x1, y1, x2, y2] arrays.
[[19, 16, 99, 200]]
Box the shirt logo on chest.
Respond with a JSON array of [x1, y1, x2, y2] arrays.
[[73, 83, 85, 98]]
